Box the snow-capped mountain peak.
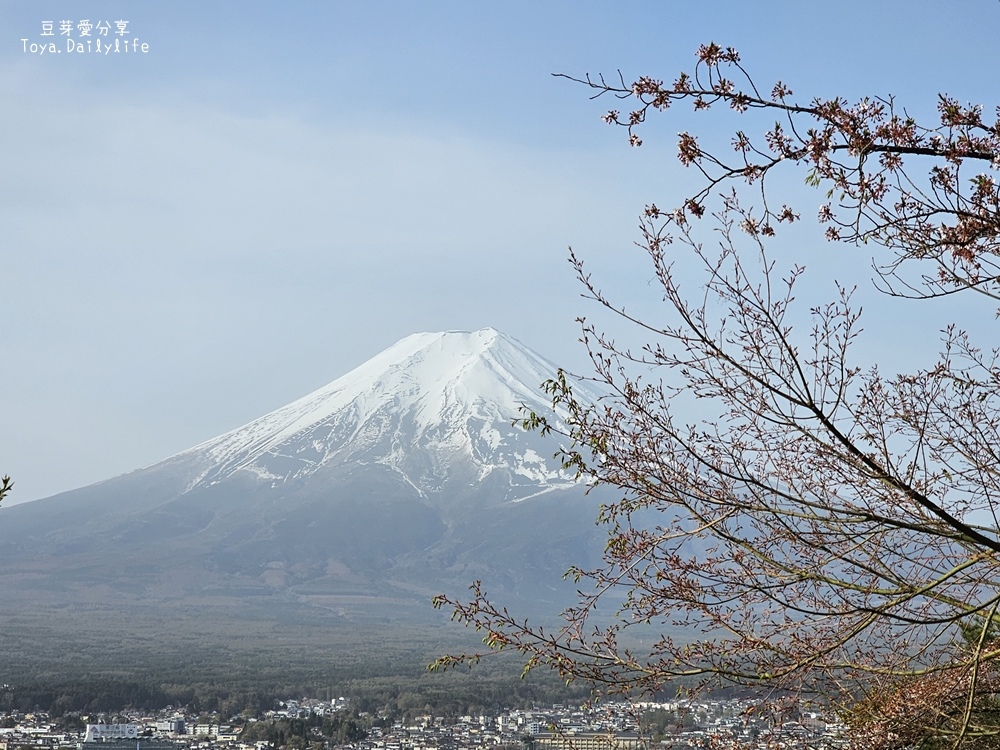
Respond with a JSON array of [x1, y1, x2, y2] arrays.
[[175, 328, 591, 500]]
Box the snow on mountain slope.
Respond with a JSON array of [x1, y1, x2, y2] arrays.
[[174, 328, 596, 499]]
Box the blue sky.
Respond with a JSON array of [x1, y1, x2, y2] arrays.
[[2, 1, 998, 503]]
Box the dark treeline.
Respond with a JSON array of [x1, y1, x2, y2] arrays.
[[241, 714, 368, 748], [0, 672, 591, 719], [347, 675, 592, 719], [0, 620, 597, 718], [0, 680, 278, 717]]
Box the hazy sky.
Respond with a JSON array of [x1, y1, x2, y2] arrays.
[[3, 1, 998, 503]]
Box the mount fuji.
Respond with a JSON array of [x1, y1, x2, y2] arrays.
[[0, 329, 609, 653], [166, 327, 592, 504]]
